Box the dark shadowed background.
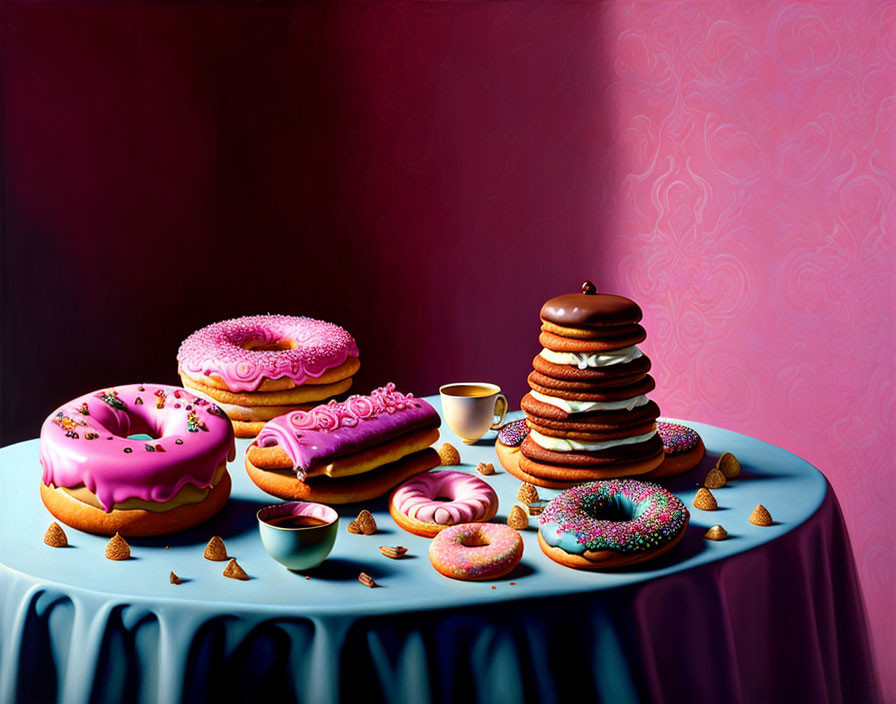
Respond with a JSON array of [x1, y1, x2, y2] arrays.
[[1, 2, 612, 446]]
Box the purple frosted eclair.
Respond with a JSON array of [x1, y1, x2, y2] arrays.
[[245, 384, 441, 504]]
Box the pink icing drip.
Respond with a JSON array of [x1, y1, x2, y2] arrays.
[[392, 471, 498, 525], [39, 384, 235, 512], [177, 314, 359, 392]]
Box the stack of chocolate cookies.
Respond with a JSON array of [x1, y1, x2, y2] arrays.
[[515, 282, 664, 488]]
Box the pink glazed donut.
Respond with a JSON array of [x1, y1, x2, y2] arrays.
[[389, 471, 499, 537], [429, 523, 524, 581], [177, 314, 359, 393], [39, 384, 235, 536]]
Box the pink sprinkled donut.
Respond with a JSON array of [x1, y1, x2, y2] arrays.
[[39, 384, 235, 536], [647, 421, 706, 479], [177, 314, 359, 393], [429, 523, 523, 581], [389, 471, 499, 538]]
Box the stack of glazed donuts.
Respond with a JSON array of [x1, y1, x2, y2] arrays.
[[177, 315, 360, 437], [498, 282, 666, 489]]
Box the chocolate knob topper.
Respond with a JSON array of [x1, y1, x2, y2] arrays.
[[540, 282, 643, 329]]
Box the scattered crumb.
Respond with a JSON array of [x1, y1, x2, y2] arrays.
[[476, 462, 495, 475], [718, 452, 740, 478], [204, 536, 228, 561], [347, 510, 377, 535], [170, 571, 182, 584], [693, 487, 718, 511], [704, 525, 728, 541], [750, 504, 773, 526], [358, 572, 378, 588], [44, 522, 68, 548], [437, 443, 460, 466], [517, 483, 540, 504], [704, 467, 727, 489], [105, 533, 130, 561], [507, 505, 529, 530], [379, 545, 408, 559], [223, 558, 249, 580]]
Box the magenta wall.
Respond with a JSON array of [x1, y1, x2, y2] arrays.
[[1, 0, 893, 697]]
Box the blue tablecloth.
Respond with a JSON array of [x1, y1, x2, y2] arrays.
[[0, 402, 881, 704]]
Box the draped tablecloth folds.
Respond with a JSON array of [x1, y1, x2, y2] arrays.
[[0, 402, 881, 704]]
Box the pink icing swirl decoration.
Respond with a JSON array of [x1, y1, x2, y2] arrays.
[[288, 383, 420, 433], [177, 315, 359, 393]]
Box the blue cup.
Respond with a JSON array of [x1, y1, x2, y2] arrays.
[[257, 501, 339, 571]]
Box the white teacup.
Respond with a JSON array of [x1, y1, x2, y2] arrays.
[[439, 382, 508, 444]]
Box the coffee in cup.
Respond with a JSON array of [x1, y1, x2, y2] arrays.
[[439, 382, 508, 444]]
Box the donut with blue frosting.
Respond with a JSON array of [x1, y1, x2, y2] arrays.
[[538, 478, 689, 569]]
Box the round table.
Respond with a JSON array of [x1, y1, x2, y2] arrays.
[[0, 401, 880, 704]]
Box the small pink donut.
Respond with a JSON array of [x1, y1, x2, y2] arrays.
[[389, 471, 499, 537], [177, 314, 359, 392], [429, 523, 523, 581]]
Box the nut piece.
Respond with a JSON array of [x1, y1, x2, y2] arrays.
[[476, 462, 495, 475], [749, 504, 773, 526], [704, 467, 727, 489], [704, 525, 728, 541], [507, 505, 529, 530], [348, 510, 377, 535], [516, 483, 540, 505], [223, 558, 249, 580], [717, 452, 740, 478], [203, 536, 228, 561], [379, 545, 408, 559], [526, 500, 547, 517], [170, 571, 182, 585], [693, 488, 718, 511], [105, 533, 130, 561], [358, 572, 378, 588], [44, 522, 68, 548], [438, 443, 461, 465]]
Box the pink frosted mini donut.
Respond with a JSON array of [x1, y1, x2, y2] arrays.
[[177, 314, 359, 393], [429, 523, 523, 581], [389, 471, 499, 537], [39, 384, 236, 536]]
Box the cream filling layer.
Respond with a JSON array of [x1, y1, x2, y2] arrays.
[[539, 345, 643, 369], [530, 390, 649, 414], [530, 428, 658, 452], [58, 463, 227, 512]]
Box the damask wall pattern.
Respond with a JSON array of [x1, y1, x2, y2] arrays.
[[602, 1, 895, 695]]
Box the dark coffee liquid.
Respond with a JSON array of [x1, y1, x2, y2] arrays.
[[266, 514, 330, 528]]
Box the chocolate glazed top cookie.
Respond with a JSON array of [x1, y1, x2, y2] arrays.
[[540, 282, 642, 329]]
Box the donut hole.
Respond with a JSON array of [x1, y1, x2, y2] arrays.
[[459, 533, 490, 548], [585, 494, 640, 523], [433, 496, 453, 502], [91, 405, 164, 440], [241, 339, 298, 352]]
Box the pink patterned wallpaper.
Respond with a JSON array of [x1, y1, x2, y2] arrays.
[[603, 1, 895, 696]]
